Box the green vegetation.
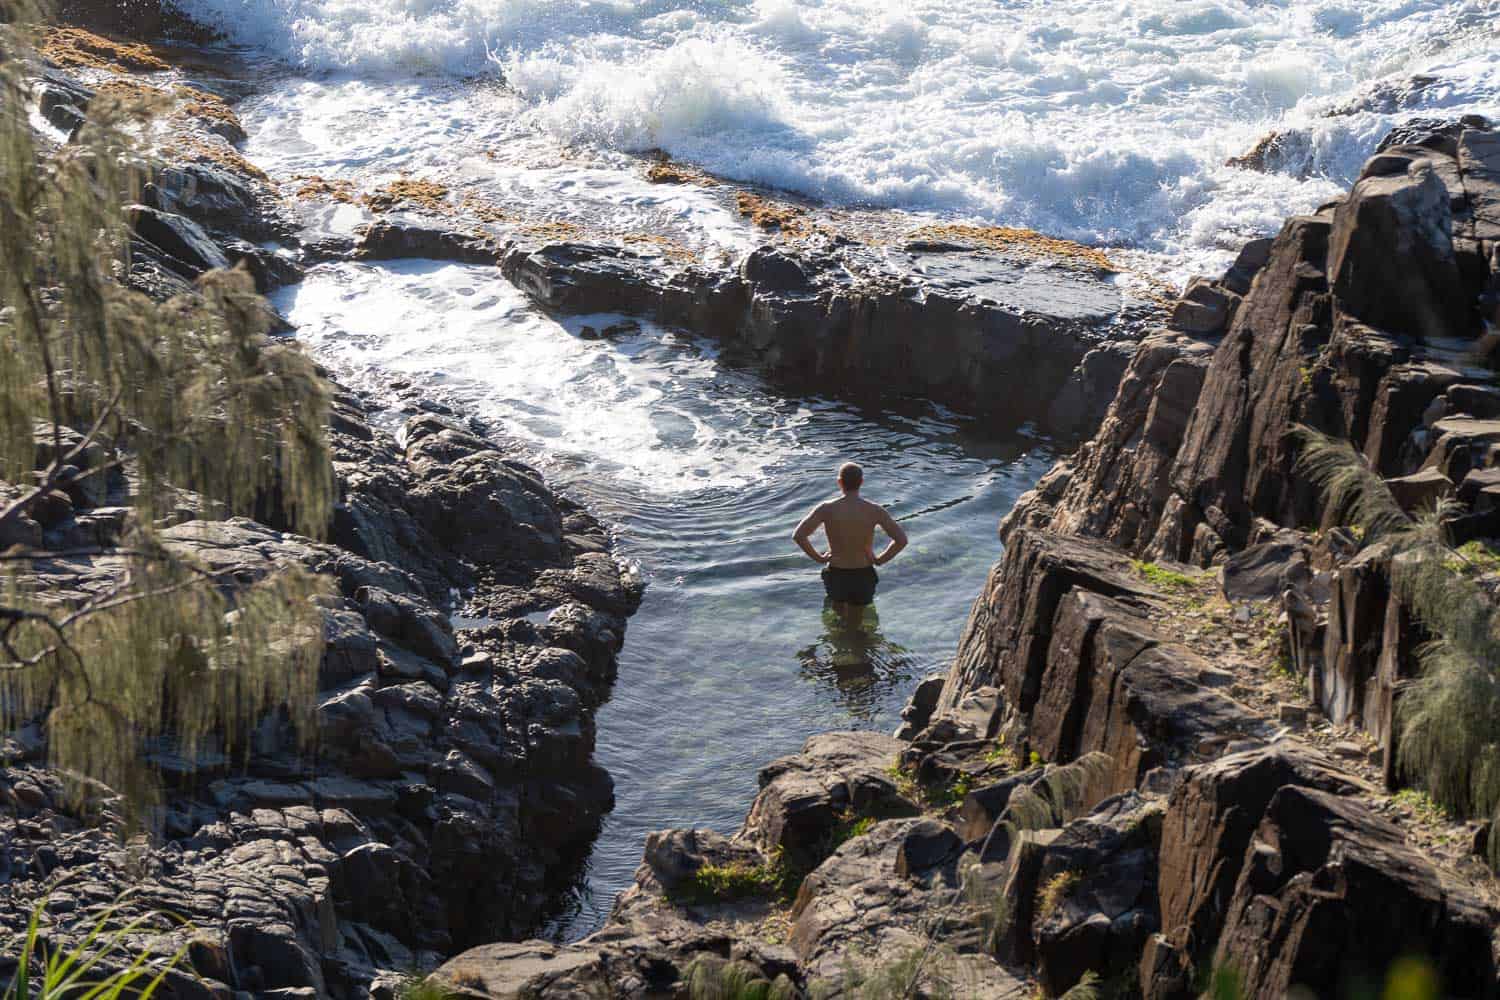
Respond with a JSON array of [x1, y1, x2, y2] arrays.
[[672, 854, 796, 906], [1131, 560, 1198, 590], [982, 742, 1021, 771], [1204, 956, 1438, 1000], [1058, 971, 1102, 1000], [1029, 750, 1045, 768], [1392, 789, 1450, 826], [685, 957, 799, 1000], [1035, 870, 1084, 921], [929, 772, 973, 809], [1381, 956, 1442, 1000], [0, 6, 335, 808], [2, 891, 189, 999], [1272, 625, 1298, 680], [885, 760, 921, 802], [396, 975, 455, 1000], [1449, 540, 1500, 577], [837, 813, 877, 842], [1206, 965, 1244, 1000], [1295, 426, 1500, 865], [812, 945, 956, 1000]]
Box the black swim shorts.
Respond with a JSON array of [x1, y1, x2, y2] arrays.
[[822, 566, 879, 605]]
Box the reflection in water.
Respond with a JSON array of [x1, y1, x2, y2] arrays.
[[796, 603, 915, 722], [277, 259, 1056, 940]]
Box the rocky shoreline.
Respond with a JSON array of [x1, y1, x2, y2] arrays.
[[5, 20, 647, 998], [2, 384, 642, 996], [420, 111, 1500, 997], [9, 10, 1500, 1000]]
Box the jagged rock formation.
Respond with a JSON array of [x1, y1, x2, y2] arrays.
[[7, 46, 640, 995], [918, 121, 1500, 994], [432, 120, 1500, 998], [0, 389, 638, 997]]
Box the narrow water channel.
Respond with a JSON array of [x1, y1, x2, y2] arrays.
[[277, 258, 1054, 937]]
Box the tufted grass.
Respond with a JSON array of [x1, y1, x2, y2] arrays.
[[1294, 425, 1500, 868], [685, 956, 800, 1000], [982, 742, 1022, 771], [1131, 560, 1199, 590], [2, 889, 191, 1000], [1034, 870, 1084, 922], [671, 854, 796, 906]]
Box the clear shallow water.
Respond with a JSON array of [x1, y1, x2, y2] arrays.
[[195, 0, 1497, 279], [276, 260, 1053, 937], [206, 0, 1498, 943]]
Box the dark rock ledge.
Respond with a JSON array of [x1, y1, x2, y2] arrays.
[[354, 213, 1164, 443], [1, 387, 640, 998], [3, 32, 640, 1000], [432, 122, 1500, 997]]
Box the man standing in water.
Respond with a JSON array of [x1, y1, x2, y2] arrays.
[[792, 462, 908, 627]]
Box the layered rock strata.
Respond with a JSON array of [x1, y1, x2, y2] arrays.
[[433, 121, 1500, 998]]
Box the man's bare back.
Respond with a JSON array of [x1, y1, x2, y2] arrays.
[[792, 463, 908, 626], [808, 493, 900, 568]]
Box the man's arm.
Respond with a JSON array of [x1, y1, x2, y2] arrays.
[[792, 504, 831, 564], [873, 508, 908, 566]]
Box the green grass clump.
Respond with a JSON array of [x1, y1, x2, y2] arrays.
[[1393, 788, 1450, 825], [397, 976, 455, 1000], [2, 889, 191, 1000], [672, 855, 795, 906], [983, 742, 1021, 771], [926, 772, 974, 809], [1035, 869, 1084, 921], [813, 945, 956, 1000], [886, 760, 921, 801], [1450, 540, 1500, 576], [1058, 971, 1102, 1000], [1131, 560, 1198, 590], [1294, 424, 1500, 867], [685, 956, 799, 1000], [842, 815, 876, 841]]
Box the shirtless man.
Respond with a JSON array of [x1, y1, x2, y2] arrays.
[[792, 462, 908, 627]]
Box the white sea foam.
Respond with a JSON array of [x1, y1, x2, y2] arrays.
[[190, 0, 1500, 271], [277, 260, 810, 492]]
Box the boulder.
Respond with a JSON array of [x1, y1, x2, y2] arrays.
[[1032, 793, 1164, 996], [1221, 534, 1309, 602], [1150, 745, 1369, 994], [1170, 278, 1240, 335], [129, 205, 231, 278], [1328, 164, 1468, 340], [1214, 786, 1499, 998], [789, 819, 1026, 995], [1458, 128, 1500, 241], [742, 732, 918, 873], [1385, 466, 1453, 513]]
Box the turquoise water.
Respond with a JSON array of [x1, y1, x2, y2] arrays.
[[278, 258, 1054, 939]]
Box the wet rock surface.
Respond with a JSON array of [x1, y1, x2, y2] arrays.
[[351, 222, 1159, 438], [436, 118, 1500, 998], [17, 26, 1500, 1000], [0, 388, 639, 996]]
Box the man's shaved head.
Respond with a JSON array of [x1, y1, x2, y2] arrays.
[[838, 462, 863, 491]]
